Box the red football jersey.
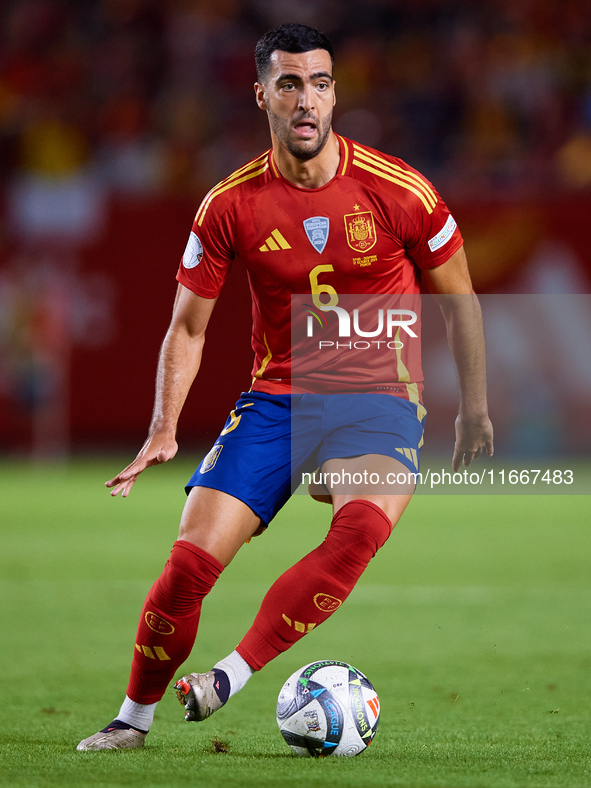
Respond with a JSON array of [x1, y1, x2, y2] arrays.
[[177, 135, 463, 400]]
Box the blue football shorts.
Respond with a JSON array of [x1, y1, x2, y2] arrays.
[[186, 391, 426, 525]]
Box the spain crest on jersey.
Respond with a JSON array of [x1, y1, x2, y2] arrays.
[[344, 211, 377, 252]]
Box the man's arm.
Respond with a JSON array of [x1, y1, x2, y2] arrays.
[[422, 245, 494, 471], [106, 284, 218, 497]]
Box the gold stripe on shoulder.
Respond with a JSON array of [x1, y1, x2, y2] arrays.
[[353, 146, 437, 208], [195, 153, 269, 224], [194, 183, 218, 222], [353, 158, 434, 214], [195, 153, 268, 223], [205, 151, 268, 197], [354, 148, 436, 209], [220, 151, 268, 186], [336, 135, 349, 175], [352, 142, 436, 194], [197, 161, 269, 226], [352, 144, 437, 209]]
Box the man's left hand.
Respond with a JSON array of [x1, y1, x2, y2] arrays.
[[452, 414, 494, 471]]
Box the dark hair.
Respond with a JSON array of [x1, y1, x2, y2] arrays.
[[255, 23, 334, 82]]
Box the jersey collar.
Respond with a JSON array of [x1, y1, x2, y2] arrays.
[[268, 135, 352, 183]]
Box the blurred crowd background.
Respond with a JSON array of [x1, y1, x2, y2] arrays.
[[2, 0, 591, 200], [1, 0, 591, 458]]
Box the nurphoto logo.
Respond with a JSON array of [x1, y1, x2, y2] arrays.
[[304, 303, 418, 351]]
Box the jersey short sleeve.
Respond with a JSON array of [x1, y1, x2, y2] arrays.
[[395, 174, 463, 271], [176, 194, 235, 299]]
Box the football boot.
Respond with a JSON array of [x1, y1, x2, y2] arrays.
[[77, 721, 147, 750], [173, 670, 226, 722]]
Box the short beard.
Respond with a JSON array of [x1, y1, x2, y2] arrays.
[[268, 109, 333, 160]]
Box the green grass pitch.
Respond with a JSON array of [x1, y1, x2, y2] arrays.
[[1, 456, 590, 788]]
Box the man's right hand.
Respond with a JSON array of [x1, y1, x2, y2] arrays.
[[105, 431, 179, 497]]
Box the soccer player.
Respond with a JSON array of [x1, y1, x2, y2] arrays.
[[77, 23, 493, 750]]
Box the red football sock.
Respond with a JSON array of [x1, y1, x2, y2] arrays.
[[236, 500, 392, 670], [126, 540, 223, 704]]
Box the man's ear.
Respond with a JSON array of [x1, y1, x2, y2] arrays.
[[254, 82, 267, 111], [332, 79, 336, 107]]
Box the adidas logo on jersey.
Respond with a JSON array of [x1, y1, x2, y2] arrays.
[[259, 229, 291, 252]]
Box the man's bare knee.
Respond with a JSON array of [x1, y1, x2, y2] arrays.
[[179, 487, 262, 567]]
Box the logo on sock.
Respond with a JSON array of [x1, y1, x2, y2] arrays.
[[145, 612, 175, 635], [282, 613, 316, 634], [313, 593, 342, 612], [135, 644, 171, 660]]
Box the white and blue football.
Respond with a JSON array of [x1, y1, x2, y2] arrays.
[[276, 660, 380, 757]]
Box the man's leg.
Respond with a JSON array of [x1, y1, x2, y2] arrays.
[[177, 456, 413, 721], [77, 487, 260, 751], [236, 456, 413, 669]]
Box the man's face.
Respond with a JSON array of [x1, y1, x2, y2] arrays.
[[255, 49, 335, 160]]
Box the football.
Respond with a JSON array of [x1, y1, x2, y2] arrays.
[[276, 660, 380, 757]]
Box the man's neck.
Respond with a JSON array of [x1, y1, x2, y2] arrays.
[[272, 131, 340, 189]]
